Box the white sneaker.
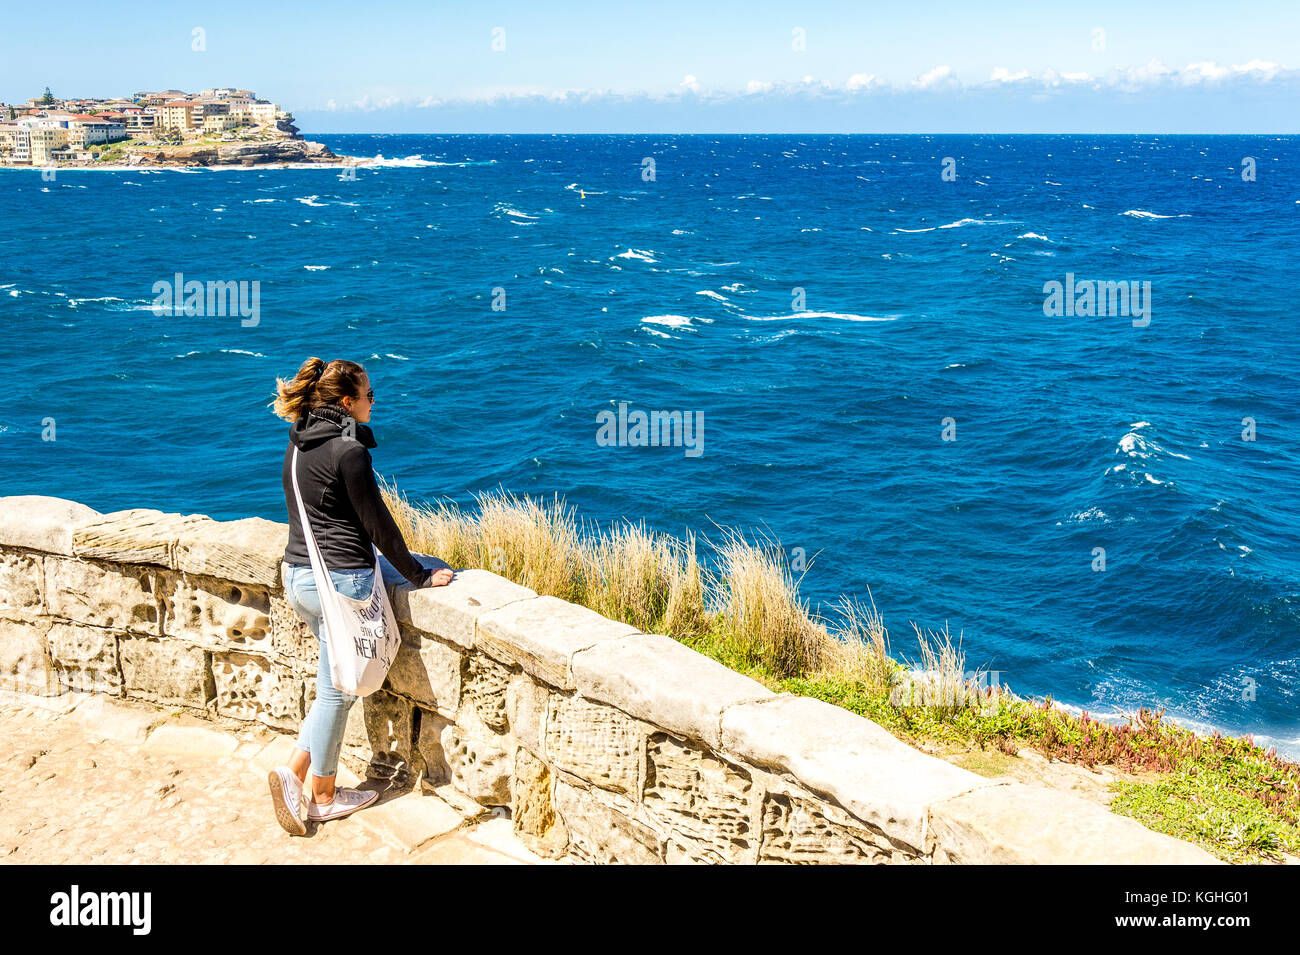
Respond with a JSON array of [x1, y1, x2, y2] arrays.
[[268, 767, 306, 836], [306, 786, 379, 822]]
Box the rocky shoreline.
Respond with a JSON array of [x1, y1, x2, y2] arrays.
[[0, 136, 358, 170]]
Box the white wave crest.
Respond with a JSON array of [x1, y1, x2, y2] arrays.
[[614, 248, 657, 262], [744, 311, 900, 323]]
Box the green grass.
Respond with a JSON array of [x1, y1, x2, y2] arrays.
[[377, 481, 1300, 863]]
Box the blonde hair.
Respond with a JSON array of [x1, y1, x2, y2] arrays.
[[272, 357, 367, 422]]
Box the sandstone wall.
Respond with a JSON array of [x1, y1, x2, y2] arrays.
[[0, 495, 1218, 864]]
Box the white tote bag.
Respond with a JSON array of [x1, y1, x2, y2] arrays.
[[290, 446, 402, 697]]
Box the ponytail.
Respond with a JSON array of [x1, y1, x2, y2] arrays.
[[272, 356, 365, 422]]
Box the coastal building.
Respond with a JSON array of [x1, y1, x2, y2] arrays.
[[202, 113, 238, 135], [0, 124, 29, 162], [121, 107, 155, 131], [27, 127, 69, 164], [159, 100, 197, 132], [66, 115, 127, 144]]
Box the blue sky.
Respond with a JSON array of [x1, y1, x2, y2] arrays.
[[2, 0, 1296, 132]]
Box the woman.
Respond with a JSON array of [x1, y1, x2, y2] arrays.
[[268, 357, 453, 836]]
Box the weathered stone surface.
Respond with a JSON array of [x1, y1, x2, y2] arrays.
[[396, 569, 536, 649], [0, 617, 58, 696], [512, 746, 568, 858], [927, 781, 1223, 864], [441, 706, 512, 806], [414, 706, 453, 788], [269, 589, 318, 675], [476, 595, 639, 689], [463, 652, 511, 732], [382, 629, 463, 719], [211, 651, 302, 730], [160, 572, 272, 654], [44, 558, 158, 635], [118, 635, 213, 708], [341, 689, 416, 782], [644, 733, 754, 864], [720, 695, 995, 852], [506, 671, 549, 756], [173, 516, 286, 588], [47, 622, 122, 695], [573, 632, 774, 749], [553, 777, 663, 864], [0, 496, 100, 555], [0, 550, 43, 617], [545, 693, 644, 794], [72, 508, 214, 567], [760, 789, 918, 864]]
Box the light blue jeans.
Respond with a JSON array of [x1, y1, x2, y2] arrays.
[[282, 553, 432, 778]]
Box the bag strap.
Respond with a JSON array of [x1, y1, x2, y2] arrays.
[[290, 445, 334, 582]]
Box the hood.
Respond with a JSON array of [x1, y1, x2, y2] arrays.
[[289, 403, 377, 451]]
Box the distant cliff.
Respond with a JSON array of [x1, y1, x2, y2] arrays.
[[130, 137, 349, 167]]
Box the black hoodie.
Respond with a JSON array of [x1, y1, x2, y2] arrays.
[[281, 403, 431, 588]]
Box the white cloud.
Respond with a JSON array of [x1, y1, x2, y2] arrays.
[[914, 65, 955, 89], [846, 72, 882, 91], [1180, 59, 1282, 84], [311, 58, 1297, 113], [990, 67, 1029, 83]]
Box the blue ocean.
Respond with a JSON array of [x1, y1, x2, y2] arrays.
[[3, 134, 1297, 756]]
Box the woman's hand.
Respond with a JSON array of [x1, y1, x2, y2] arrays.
[[426, 567, 454, 588]]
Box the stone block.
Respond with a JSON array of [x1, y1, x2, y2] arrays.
[[396, 569, 536, 648], [720, 695, 996, 852], [441, 706, 512, 806], [462, 652, 511, 732], [141, 716, 240, 757], [353, 789, 465, 853], [71, 507, 214, 567], [0, 495, 101, 555], [512, 746, 568, 858], [44, 557, 158, 635], [160, 572, 272, 654], [476, 595, 638, 690], [341, 689, 416, 781], [414, 706, 453, 787], [553, 778, 664, 864], [759, 789, 918, 864], [545, 693, 644, 794], [173, 516, 287, 587], [382, 629, 463, 718], [573, 632, 773, 749], [0, 617, 58, 696], [927, 781, 1223, 864], [643, 733, 755, 864], [269, 588, 318, 675], [506, 671, 549, 756], [211, 650, 303, 730], [0, 550, 43, 616], [118, 635, 214, 708], [47, 621, 122, 695]]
